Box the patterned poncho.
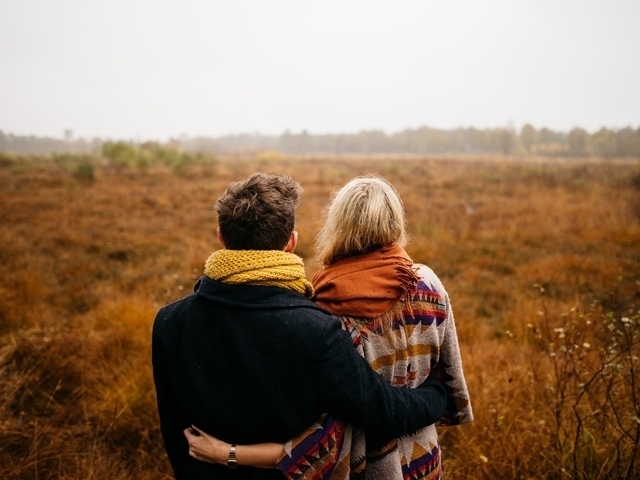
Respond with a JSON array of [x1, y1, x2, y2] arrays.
[[276, 264, 473, 480]]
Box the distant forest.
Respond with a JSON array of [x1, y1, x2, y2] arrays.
[[1, 124, 639, 158]]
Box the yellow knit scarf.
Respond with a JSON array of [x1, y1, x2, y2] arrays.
[[204, 249, 314, 298]]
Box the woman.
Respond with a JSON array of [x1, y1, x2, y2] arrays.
[[185, 176, 473, 479]]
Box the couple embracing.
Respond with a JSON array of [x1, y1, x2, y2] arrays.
[[152, 173, 472, 480]]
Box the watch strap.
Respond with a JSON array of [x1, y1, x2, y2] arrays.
[[227, 444, 238, 469]]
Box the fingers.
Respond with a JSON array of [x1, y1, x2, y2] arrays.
[[183, 427, 200, 454]]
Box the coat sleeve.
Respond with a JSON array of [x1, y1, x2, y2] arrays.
[[310, 318, 447, 439], [434, 289, 474, 426], [152, 314, 190, 479]]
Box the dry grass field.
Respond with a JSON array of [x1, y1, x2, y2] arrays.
[[1, 154, 639, 479]]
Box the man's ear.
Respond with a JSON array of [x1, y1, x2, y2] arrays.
[[284, 231, 298, 253], [216, 227, 226, 248]]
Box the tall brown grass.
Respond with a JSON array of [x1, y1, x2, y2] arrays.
[[1, 155, 639, 479]]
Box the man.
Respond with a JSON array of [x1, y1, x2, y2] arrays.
[[152, 173, 446, 479]]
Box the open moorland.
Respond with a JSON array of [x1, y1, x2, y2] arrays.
[[1, 154, 639, 479]]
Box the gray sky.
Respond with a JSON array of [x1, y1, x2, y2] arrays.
[[1, 0, 639, 140]]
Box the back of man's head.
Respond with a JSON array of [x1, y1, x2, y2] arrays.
[[215, 173, 302, 250]]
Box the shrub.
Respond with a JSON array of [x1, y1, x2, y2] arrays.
[[102, 142, 137, 172], [135, 151, 150, 172], [526, 304, 640, 479], [0, 152, 15, 167], [74, 159, 96, 181]]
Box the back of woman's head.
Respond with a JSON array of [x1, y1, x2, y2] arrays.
[[315, 175, 407, 265]]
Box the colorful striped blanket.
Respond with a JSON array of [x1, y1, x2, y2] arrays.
[[276, 264, 473, 480]]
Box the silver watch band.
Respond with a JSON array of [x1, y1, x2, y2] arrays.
[[227, 444, 238, 469]]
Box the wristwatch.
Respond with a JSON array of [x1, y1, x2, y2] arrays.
[[227, 444, 238, 469]]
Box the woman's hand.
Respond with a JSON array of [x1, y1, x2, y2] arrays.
[[184, 425, 284, 469], [183, 425, 230, 465]]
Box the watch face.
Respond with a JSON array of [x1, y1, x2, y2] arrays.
[[227, 459, 238, 469]]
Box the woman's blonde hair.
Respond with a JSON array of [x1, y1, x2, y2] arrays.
[[315, 175, 408, 265]]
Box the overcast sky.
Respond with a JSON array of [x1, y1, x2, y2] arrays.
[[1, 0, 639, 140]]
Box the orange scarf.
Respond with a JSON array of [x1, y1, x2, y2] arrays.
[[312, 244, 420, 319]]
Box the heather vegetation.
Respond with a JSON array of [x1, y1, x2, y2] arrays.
[[1, 153, 639, 479]]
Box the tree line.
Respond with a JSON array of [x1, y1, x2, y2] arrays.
[[1, 124, 639, 158]]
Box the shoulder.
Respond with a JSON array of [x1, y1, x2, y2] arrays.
[[152, 293, 198, 337], [410, 264, 450, 319], [414, 264, 448, 297], [155, 293, 196, 318], [283, 307, 344, 341]]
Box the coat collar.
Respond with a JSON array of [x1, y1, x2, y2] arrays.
[[194, 275, 330, 313]]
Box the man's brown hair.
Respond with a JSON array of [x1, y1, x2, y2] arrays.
[[215, 173, 302, 250]]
